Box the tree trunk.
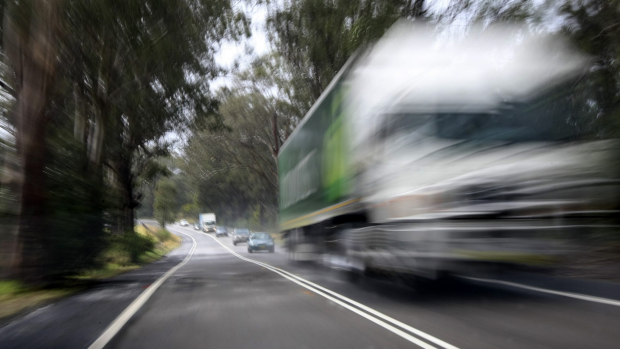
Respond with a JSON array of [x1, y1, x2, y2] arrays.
[[88, 57, 108, 170], [272, 111, 280, 158], [89, 107, 105, 168], [116, 153, 137, 234], [6, 0, 60, 284], [73, 82, 88, 144], [16, 121, 50, 283], [122, 173, 136, 234]]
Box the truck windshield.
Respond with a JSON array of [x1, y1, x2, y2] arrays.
[[383, 82, 593, 143], [434, 111, 575, 142], [386, 108, 585, 144], [205, 221, 215, 225]]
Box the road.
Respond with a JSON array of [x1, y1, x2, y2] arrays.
[[2, 223, 620, 348]]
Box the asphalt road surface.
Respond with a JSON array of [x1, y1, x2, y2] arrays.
[[2, 223, 620, 349]]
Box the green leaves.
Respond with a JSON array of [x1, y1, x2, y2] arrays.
[[0, 0, 249, 281], [154, 178, 177, 228], [267, 0, 426, 105]]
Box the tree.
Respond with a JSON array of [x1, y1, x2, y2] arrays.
[[2, 0, 62, 284], [555, 0, 620, 137], [154, 179, 177, 228], [0, 0, 248, 283], [267, 0, 430, 110], [62, 0, 247, 234], [181, 57, 303, 228]]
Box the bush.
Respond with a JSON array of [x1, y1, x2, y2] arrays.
[[154, 228, 173, 242], [0, 280, 24, 296], [115, 231, 155, 264]]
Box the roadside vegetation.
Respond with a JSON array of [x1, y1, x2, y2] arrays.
[[0, 281, 73, 322], [78, 224, 181, 280], [0, 0, 247, 286], [0, 224, 180, 321]]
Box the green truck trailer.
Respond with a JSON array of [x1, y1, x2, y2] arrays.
[[279, 56, 360, 233]]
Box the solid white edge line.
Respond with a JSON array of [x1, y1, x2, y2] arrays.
[[88, 229, 197, 349], [461, 276, 620, 307], [202, 232, 458, 349]]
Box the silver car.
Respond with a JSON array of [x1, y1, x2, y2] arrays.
[[232, 228, 250, 245]]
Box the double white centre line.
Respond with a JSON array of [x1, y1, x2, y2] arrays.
[[90, 227, 457, 349], [204, 233, 459, 349]]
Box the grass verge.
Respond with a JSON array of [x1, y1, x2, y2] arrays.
[[0, 280, 75, 320], [77, 224, 181, 280], [0, 224, 181, 321]]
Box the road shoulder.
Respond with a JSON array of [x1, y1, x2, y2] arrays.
[[0, 229, 193, 349]]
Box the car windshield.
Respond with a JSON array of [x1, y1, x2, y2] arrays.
[[251, 233, 271, 240], [217, 227, 226, 231], [236, 229, 249, 235]]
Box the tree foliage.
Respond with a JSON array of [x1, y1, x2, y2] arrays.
[[3, 0, 620, 283], [154, 178, 177, 228], [0, 0, 247, 283], [180, 56, 300, 229], [267, 0, 429, 109]]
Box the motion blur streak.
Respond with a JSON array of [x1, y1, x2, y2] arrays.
[[280, 21, 620, 282], [2, 1, 620, 349]]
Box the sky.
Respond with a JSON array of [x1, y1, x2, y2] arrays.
[[211, 4, 270, 91]]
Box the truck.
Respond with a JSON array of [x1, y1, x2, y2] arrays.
[[199, 213, 216, 232], [278, 23, 620, 281]]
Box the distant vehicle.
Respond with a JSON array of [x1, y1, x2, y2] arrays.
[[199, 213, 216, 232], [232, 228, 250, 245], [194, 223, 201, 230], [215, 226, 228, 237], [179, 219, 189, 226], [248, 233, 274, 253]]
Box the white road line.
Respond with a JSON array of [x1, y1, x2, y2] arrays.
[[462, 276, 620, 307], [202, 232, 459, 349], [88, 229, 197, 349]]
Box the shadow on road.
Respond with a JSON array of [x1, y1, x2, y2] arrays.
[[284, 261, 548, 307]]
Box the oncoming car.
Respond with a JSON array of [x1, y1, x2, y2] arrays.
[[179, 219, 189, 226], [247, 233, 275, 253], [215, 226, 228, 237], [232, 228, 250, 245]]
